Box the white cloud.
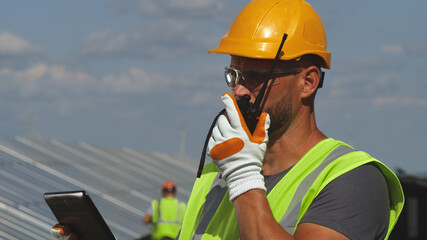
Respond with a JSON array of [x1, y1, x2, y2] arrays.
[[380, 44, 403, 54], [373, 97, 427, 107], [0, 63, 95, 97], [321, 65, 406, 100], [14, 64, 94, 85], [81, 30, 129, 55], [0, 63, 181, 118], [140, 0, 226, 17], [1, 62, 215, 99], [107, 0, 226, 19], [101, 68, 171, 94], [0, 32, 43, 56], [80, 20, 217, 60], [101, 0, 231, 61]]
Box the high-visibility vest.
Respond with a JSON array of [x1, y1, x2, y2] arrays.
[[151, 197, 186, 239], [178, 138, 404, 240]]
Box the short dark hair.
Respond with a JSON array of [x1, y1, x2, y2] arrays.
[[163, 186, 176, 194], [275, 54, 324, 72], [298, 54, 324, 69]]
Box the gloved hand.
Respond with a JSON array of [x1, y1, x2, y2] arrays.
[[208, 92, 270, 202], [51, 224, 77, 240]]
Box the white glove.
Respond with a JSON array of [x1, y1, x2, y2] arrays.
[[208, 92, 270, 202], [51, 224, 77, 240]]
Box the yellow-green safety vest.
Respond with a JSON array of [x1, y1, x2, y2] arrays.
[[178, 138, 404, 240], [151, 197, 186, 239]]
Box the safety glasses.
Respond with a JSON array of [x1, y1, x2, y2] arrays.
[[224, 66, 300, 90]]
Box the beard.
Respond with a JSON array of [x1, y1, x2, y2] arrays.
[[264, 92, 294, 135]]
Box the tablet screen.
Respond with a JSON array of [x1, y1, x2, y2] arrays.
[[44, 190, 115, 240]]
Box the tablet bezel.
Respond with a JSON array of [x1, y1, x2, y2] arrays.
[[44, 190, 115, 240]]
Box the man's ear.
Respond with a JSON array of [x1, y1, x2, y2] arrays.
[[301, 66, 321, 99]]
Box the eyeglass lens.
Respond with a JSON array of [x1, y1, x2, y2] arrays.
[[225, 67, 300, 90], [224, 69, 237, 88]]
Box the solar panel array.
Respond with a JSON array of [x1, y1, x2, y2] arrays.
[[0, 136, 199, 240]]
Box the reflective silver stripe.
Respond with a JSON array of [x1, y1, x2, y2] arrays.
[[157, 220, 181, 225], [193, 174, 227, 240], [280, 145, 354, 233], [156, 199, 161, 222]]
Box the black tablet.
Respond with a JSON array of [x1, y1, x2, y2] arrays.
[[44, 190, 116, 240]]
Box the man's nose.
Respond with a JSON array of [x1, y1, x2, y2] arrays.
[[233, 84, 255, 102]]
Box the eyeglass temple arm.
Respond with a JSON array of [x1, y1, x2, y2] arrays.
[[251, 33, 288, 112]]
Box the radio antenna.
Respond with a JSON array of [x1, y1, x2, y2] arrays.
[[251, 33, 288, 112]]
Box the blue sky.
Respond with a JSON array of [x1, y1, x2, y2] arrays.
[[1, 0, 426, 174]]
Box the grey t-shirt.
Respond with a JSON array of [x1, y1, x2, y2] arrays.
[[264, 163, 390, 240]]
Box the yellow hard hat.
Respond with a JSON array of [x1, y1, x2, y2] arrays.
[[209, 0, 331, 69]]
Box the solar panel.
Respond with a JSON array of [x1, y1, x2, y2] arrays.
[[0, 136, 198, 240]]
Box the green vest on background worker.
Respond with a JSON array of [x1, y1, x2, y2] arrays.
[[143, 181, 186, 240]]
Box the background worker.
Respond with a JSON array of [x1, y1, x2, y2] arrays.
[[143, 181, 186, 240], [177, 0, 404, 239]]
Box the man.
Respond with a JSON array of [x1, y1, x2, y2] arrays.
[[177, 0, 404, 239], [143, 181, 186, 240]]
